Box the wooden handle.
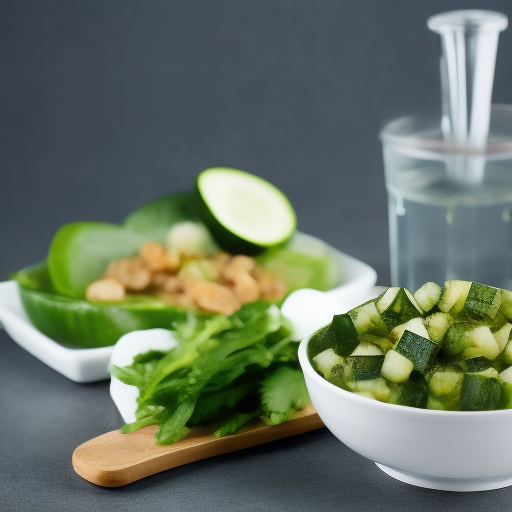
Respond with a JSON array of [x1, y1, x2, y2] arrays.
[[72, 404, 323, 487]]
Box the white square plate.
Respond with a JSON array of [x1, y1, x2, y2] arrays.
[[0, 235, 377, 383], [0, 280, 114, 382]]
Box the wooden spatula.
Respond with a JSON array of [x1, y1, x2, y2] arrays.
[[72, 404, 323, 487]]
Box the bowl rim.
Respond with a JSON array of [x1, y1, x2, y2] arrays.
[[299, 332, 512, 418]]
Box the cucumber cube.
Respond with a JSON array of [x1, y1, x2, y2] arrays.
[[395, 330, 439, 374], [465, 357, 492, 373], [466, 326, 501, 360], [503, 340, 512, 365], [358, 334, 393, 352], [414, 282, 442, 313], [389, 318, 430, 346], [459, 374, 503, 411], [401, 317, 430, 339], [327, 314, 360, 357], [377, 288, 423, 330], [438, 281, 471, 314], [472, 367, 500, 379], [346, 355, 385, 381], [312, 349, 344, 379], [502, 381, 512, 408], [428, 371, 463, 397], [352, 378, 391, 402], [444, 324, 500, 360], [348, 302, 388, 336], [350, 342, 383, 356], [426, 396, 447, 410], [329, 364, 347, 387], [389, 323, 407, 344], [381, 350, 414, 383], [493, 323, 512, 352], [377, 287, 400, 312], [307, 315, 360, 359], [500, 366, 512, 384], [307, 325, 332, 359], [463, 283, 501, 320], [391, 373, 428, 408], [501, 289, 512, 320], [424, 312, 453, 343]]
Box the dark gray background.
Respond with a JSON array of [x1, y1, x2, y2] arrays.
[[3, 1, 512, 511]]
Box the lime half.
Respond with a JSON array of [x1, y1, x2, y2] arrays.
[[196, 167, 296, 254]]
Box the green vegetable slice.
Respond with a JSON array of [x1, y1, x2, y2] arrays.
[[196, 167, 296, 254], [13, 262, 194, 348], [48, 222, 149, 299], [308, 312, 363, 360], [424, 312, 452, 343], [380, 350, 414, 383], [500, 289, 512, 320], [493, 323, 512, 352]]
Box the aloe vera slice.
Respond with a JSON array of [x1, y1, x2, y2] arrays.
[[14, 262, 194, 348], [48, 222, 149, 299]]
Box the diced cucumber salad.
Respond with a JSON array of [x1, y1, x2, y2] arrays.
[[309, 281, 512, 411]]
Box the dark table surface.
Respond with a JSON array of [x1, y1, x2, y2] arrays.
[[3, 329, 512, 512], [3, 1, 512, 511]]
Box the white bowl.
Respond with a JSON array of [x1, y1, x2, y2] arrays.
[[299, 334, 512, 492]]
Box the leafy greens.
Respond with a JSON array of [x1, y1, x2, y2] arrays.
[[110, 301, 310, 445]]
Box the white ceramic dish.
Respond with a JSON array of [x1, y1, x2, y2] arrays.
[[299, 334, 512, 492], [0, 234, 377, 383], [0, 281, 113, 382]]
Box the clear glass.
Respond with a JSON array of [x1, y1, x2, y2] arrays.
[[381, 105, 512, 291]]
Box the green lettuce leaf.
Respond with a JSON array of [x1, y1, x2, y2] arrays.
[[115, 301, 309, 445]]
